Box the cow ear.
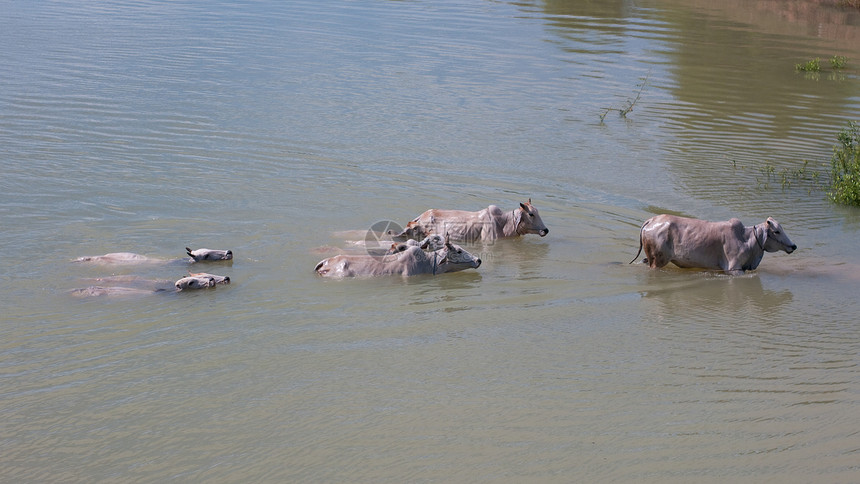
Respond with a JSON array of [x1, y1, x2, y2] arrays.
[[520, 202, 528, 211], [766, 218, 776, 230]]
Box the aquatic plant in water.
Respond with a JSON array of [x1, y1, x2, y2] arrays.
[[830, 55, 848, 70], [828, 121, 860, 206], [599, 70, 651, 122], [795, 55, 848, 73], [795, 58, 821, 72]]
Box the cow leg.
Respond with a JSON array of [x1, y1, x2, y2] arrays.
[[651, 253, 670, 268], [643, 242, 668, 269]]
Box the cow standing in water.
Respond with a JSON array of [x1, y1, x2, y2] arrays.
[[391, 199, 549, 244], [630, 215, 797, 274]]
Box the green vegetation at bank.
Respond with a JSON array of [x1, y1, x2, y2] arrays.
[[745, 121, 860, 207], [828, 121, 860, 206]]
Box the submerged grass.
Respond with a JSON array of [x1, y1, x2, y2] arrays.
[[752, 160, 827, 194], [599, 70, 651, 123], [742, 121, 860, 206]]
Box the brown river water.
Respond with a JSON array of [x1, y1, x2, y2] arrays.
[[2, 0, 859, 481]]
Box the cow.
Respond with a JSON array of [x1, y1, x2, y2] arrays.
[[630, 215, 797, 274], [315, 238, 481, 278], [390, 199, 549, 243], [186, 247, 233, 261]]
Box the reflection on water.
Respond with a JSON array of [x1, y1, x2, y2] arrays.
[[2, 0, 860, 481], [641, 271, 794, 321]]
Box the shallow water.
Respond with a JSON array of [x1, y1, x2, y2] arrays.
[[2, 0, 860, 481]]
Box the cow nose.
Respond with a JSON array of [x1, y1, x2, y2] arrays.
[[540, 229, 548, 236], [475, 258, 482, 268]]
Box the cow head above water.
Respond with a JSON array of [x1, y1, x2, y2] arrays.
[[759, 217, 797, 254], [175, 276, 217, 290], [437, 238, 482, 272], [386, 234, 452, 256], [389, 221, 429, 242], [188, 272, 231, 285], [186, 247, 233, 261], [516, 199, 549, 237]]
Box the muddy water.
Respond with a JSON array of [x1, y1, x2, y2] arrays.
[[2, 0, 859, 481]]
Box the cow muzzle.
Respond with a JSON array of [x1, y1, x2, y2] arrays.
[[539, 228, 549, 237]]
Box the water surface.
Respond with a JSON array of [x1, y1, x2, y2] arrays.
[[2, 0, 860, 481]]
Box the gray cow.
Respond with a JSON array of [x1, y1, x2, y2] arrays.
[[315, 239, 481, 278], [630, 215, 797, 274], [391, 199, 549, 244]]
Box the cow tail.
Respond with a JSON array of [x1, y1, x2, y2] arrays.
[[629, 220, 649, 264]]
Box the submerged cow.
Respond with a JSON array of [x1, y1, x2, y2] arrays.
[[71, 273, 231, 297], [74, 247, 233, 264], [630, 215, 797, 274], [391, 199, 549, 243], [315, 238, 481, 278], [74, 252, 161, 264]]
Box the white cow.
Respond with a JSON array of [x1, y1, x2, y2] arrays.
[[186, 247, 233, 261], [630, 215, 797, 274], [315, 239, 481, 278], [391, 199, 549, 243]]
